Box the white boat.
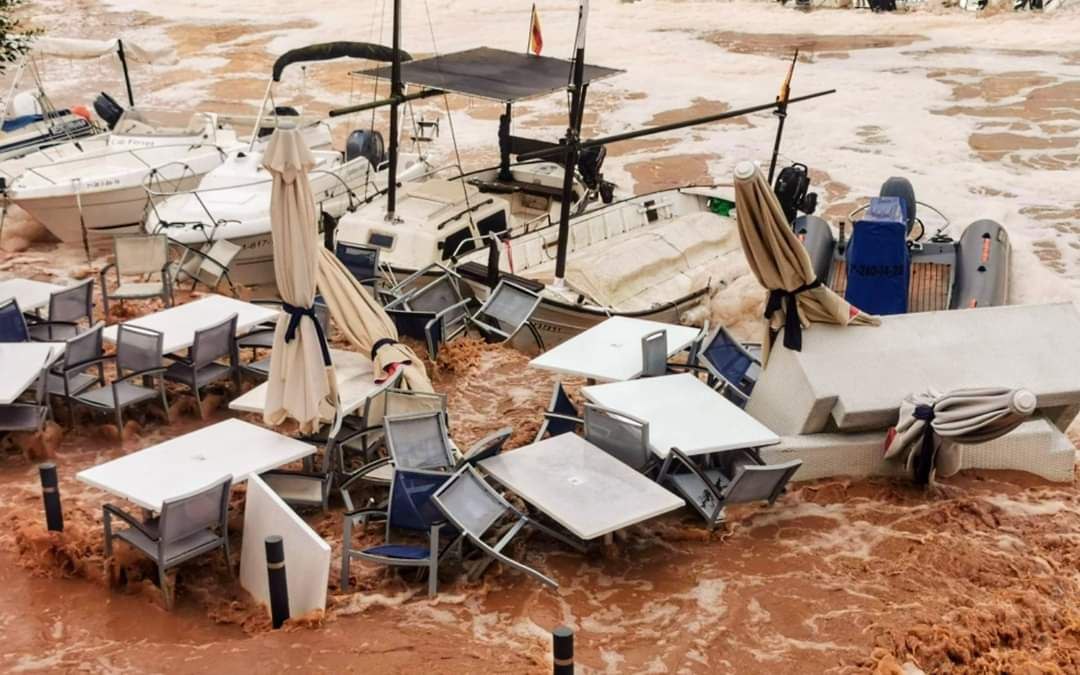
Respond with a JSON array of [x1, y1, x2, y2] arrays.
[[5, 108, 238, 242], [145, 41, 430, 286]]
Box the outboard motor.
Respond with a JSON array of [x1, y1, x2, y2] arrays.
[[845, 196, 910, 315], [346, 129, 386, 168], [773, 162, 818, 226], [92, 92, 124, 130], [578, 145, 615, 204]]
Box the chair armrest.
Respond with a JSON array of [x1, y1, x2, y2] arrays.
[[114, 367, 167, 385], [466, 315, 510, 341], [457, 427, 512, 469], [339, 457, 391, 490], [68, 354, 116, 370], [343, 508, 388, 528], [103, 503, 157, 540], [543, 412, 583, 424]]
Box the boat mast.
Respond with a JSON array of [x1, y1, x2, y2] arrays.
[[386, 0, 403, 222], [553, 0, 590, 287]]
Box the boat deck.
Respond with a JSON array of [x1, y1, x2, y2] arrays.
[[829, 259, 952, 313]]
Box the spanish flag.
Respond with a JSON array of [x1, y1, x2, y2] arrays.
[[528, 4, 543, 56]]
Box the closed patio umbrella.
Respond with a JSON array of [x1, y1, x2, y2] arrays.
[[262, 127, 337, 434], [316, 248, 434, 393], [733, 161, 879, 362], [884, 386, 1037, 485]]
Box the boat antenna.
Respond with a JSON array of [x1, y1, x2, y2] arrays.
[[116, 39, 135, 107], [385, 0, 403, 222], [552, 0, 590, 288], [766, 49, 798, 184]]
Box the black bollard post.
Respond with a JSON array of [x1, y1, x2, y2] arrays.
[[553, 626, 574, 675], [39, 463, 63, 532], [265, 535, 289, 629]]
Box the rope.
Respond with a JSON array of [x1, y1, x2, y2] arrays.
[[281, 301, 332, 365]]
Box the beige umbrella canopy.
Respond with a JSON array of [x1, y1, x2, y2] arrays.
[[316, 248, 434, 393], [884, 387, 1036, 485], [262, 127, 337, 434], [733, 161, 879, 362]]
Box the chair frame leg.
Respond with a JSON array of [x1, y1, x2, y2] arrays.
[[341, 517, 354, 592]]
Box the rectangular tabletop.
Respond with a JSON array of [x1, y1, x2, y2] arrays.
[[582, 373, 780, 458], [103, 294, 279, 354], [230, 349, 379, 416], [0, 342, 65, 404], [76, 419, 314, 512], [529, 316, 700, 382], [480, 433, 684, 540], [0, 278, 64, 313]]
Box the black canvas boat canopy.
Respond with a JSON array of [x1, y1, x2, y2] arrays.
[[352, 46, 623, 103], [272, 42, 409, 81]]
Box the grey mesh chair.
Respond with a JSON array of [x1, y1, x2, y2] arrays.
[[236, 299, 282, 358], [534, 382, 583, 443], [385, 272, 472, 360], [658, 448, 802, 529], [164, 314, 240, 416], [0, 298, 30, 342], [170, 240, 242, 294], [242, 301, 329, 380], [683, 325, 762, 407], [640, 329, 668, 378], [0, 359, 50, 433], [48, 322, 106, 424], [433, 465, 582, 589], [103, 475, 233, 609], [583, 404, 653, 473], [261, 433, 336, 512], [467, 280, 544, 352], [341, 468, 462, 595], [28, 279, 94, 341], [335, 369, 405, 472], [100, 234, 173, 318], [386, 411, 457, 472], [72, 324, 168, 432]]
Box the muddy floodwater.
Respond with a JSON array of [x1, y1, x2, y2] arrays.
[[2, 0, 1080, 672]]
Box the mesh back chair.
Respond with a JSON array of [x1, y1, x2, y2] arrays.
[[335, 242, 381, 291], [467, 280, 544, 352], [534, 382, 583, 442], [241, 302, 328, 379], [341, 468, 462, 595], [682, 320, 710, 370], [385, 272, 472, 360], [335, 368, 405, 473], [72, 324, 169, 433], [640, 329, 668, 378], [170, 240, 242, 294], [164, 314, 240, 417], [690, 326, 762, 406], [583, 404, 653, 473], [0, 298, 30, 342], [658, 448, 802, 529], [262, 430, 336, 512], [28, 279, 94, 341], [0, 358, 50, 433], [236, 299, 283, 356], [48, 322, 106, 423], [100, 234, 173, 319], [103, 475, 233, 609], [433, 466, 582, 589], [385, 412, 456, 472]]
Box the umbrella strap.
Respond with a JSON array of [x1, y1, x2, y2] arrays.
[[282, 301, 331, 366], [912, 404, 936, 485], [764, 277, 822, 352]]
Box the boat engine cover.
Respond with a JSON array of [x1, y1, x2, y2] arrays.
[[845, 196, 909, 315]]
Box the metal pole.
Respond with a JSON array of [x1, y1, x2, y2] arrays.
[[553, 626, 574, 675], [39, 463, 63, 532], [768, 50, 799, 184], [265, 535, 289, 629], [553, 48, 586, 285], [116, 40, 135, 107], [386, 0, 403, 221], [328, 88, 442, 118]]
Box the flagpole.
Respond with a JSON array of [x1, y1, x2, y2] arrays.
[[526, 4, 535, 54]]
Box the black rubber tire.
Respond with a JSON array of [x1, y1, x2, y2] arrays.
[[879, 176, 917, 232]]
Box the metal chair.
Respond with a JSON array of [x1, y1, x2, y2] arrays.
[[385, 271, 472, 361], [261, 432, 337, 512], [27, 279, 94, 341], [0, 359, 50, 433], [241, 301, 329, 379], [335, 242, 382, 291], [47, 322, 106, 424], [340, 468, 461, 595], [658, 448, 802, 529], [103, 475, 233, 609], [71, 324, 169, 432], [640, 329, 668, 378], [385, 411, 457, 472], [433, 465, 582, 589], [164, 314, 240, 417], [467, 280, 544, 352], [534, 382, 583, 443], [100, 234, 174, 319], [684, 325, 762, 407], [583, 404, 653, 473], [170, 240, 242, 294], [455, 427, 512, 468], [0, 298, 29, 342]]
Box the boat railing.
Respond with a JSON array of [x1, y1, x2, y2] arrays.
[[21, 141, 228, 186]]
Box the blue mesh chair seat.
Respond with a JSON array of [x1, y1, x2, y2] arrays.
[[682, 325, 762, 407], [341, 468, 461, 596], [384, 270, 472, 360], [335, 242, 382, 291], [0, 299, 30, 342]]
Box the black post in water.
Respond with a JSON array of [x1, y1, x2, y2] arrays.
[[265, 535, 289, 629], [39, 463, 63, 532], [385, 0, 403, 221], [553, 626, 574, 675]]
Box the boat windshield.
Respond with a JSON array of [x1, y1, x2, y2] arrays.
[[113, 108, 209, 137]]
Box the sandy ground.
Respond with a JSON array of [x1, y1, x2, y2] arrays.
[[1, 0, 1080, 672]]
